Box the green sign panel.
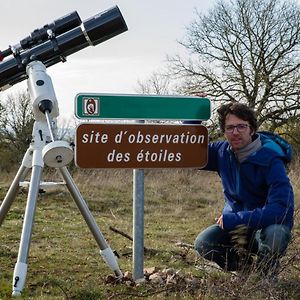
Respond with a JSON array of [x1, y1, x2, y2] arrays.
[[75, 93, 210, 120]]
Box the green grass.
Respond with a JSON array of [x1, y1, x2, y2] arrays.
[[0, 168, 299, 299]]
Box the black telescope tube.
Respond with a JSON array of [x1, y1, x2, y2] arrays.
[[0, 6, 128, 90]]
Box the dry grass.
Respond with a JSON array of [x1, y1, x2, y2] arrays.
[[0, 164, 299, 299]]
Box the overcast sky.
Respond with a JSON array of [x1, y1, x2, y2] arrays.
[[0, 0, 214, 121]]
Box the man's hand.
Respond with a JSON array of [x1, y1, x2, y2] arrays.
[[215, 215, 224, 229]]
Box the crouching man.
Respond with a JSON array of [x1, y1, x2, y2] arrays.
[[195, 102, 294, 278]]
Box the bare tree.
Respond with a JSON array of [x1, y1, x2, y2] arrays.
[[0, 90, 34, 165], [168, 0, 300, 131], [136, 72, 172, 95]]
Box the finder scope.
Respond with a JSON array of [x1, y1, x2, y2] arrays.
[[0, 11, 82, 60], [0, 6, 128, 91]]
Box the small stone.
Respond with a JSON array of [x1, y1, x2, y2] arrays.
[[184, 277, 199, 286], [149, 273, 164, 284], [125, 280, 135, 287], [163, 268, 176, 276], [144, 267, 158, 276], [123, 271, 133, 281], [166, 274, 177, 285]]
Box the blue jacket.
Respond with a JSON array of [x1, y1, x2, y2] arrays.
[[204, 134, 294, 230]]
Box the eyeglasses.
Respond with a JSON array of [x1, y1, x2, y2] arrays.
[[224, 124, 250, 133]]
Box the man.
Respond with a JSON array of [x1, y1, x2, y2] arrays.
[[194, 102, 294, 277]]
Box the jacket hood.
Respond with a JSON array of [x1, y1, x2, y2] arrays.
[[246, 133, 290, 166]]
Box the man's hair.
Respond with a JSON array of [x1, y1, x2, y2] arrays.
[[217, 102, 258, 133]]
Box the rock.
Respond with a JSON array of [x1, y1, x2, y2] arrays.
[[122, 271, 132, 281], [123, 271, 133, 281], [149, 273, 164, 284], [166, 274, 177, 285], [163, 267, 176, 276], [125, 280, 135, 287], [144, 267, 158, 276], [184, 277, 199, 286]]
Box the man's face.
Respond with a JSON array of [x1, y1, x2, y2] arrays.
[[224, 113, 254, 151]]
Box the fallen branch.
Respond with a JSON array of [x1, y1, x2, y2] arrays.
[[108, 225, 148, 251], [109, 226, 133, 241]]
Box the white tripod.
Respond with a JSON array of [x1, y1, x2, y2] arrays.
[[0, 60, 122, 296]]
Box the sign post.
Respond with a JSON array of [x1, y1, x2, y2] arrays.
[[133, 120, 145, 281], [132, 167, 144, 280]]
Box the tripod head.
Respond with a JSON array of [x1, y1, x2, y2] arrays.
[[0, 6, 128, 91]]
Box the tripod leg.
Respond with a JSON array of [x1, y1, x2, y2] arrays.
[[59, 166, 122, 278], [0, 148, 32, 225], [0, 165, 29, 225], [12, 165, 42, 296]]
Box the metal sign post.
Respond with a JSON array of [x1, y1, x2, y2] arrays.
[[132, 168, 144, 280], [133, 120, 145, 280], [132, 120, 145, 280]]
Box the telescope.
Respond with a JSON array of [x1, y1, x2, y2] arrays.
[[0, 6, 128, 297], [0, 6, 128, 91]]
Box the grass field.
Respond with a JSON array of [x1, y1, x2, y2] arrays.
[[0, 166, 299, 299]]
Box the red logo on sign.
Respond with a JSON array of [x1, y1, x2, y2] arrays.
[[83, 98, 99, 116]]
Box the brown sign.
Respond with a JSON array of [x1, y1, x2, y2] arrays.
[[75, 123, 208, 168]]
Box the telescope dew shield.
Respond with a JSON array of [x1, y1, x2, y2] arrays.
[[83, 6, 128, 46], [0, 6, 128, 91]]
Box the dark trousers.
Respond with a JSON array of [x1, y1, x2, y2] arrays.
[[194, 224, 291, 271]]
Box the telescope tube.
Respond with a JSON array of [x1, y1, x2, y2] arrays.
[[0, 6, 128, 91]]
